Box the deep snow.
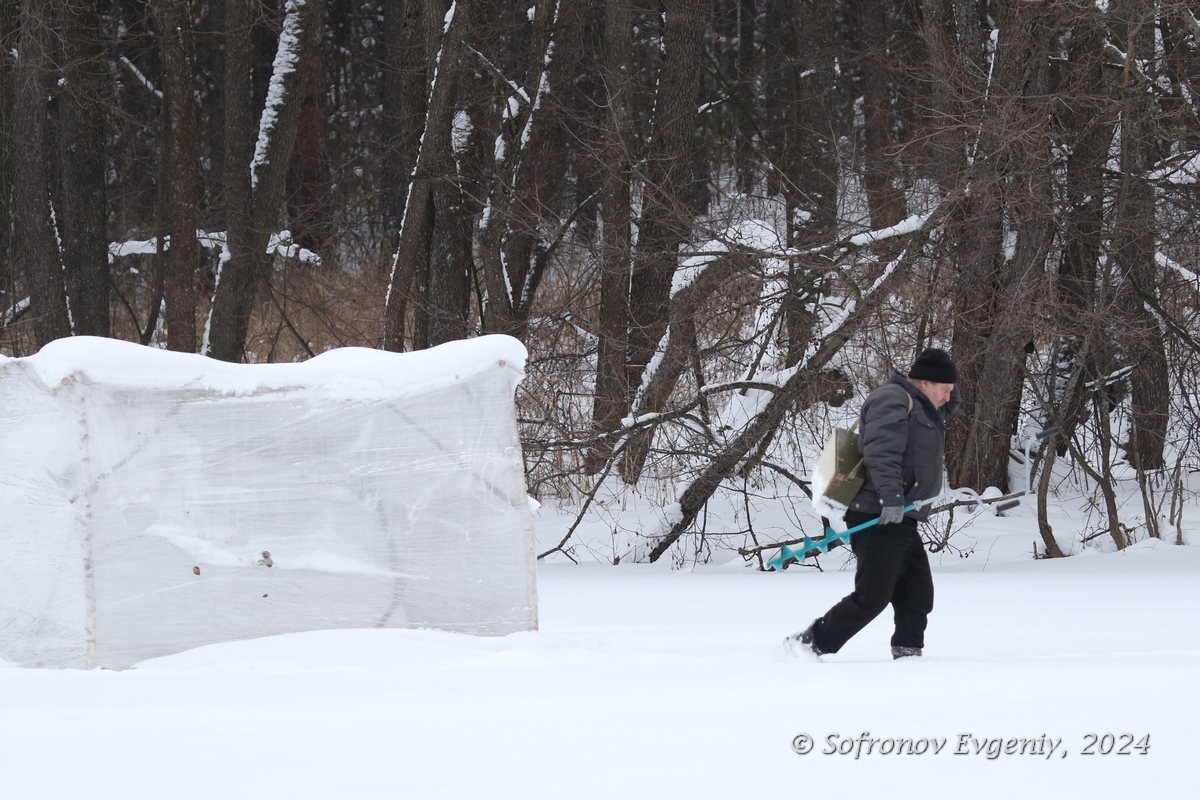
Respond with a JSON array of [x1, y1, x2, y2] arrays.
[[2, 512, 1195, 799], [0, 337, 1195, 797]]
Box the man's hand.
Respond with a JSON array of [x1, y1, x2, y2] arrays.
[[878, 505, 906, 526]]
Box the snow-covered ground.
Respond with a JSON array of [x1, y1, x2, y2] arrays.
[[1, 337, 1194, 797], [2, 503, 1195, 799]]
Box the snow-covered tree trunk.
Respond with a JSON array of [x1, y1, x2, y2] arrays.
[[476, 0, 579, 341], [207, 0, 255, 360], [625, 0, 712, 401], [380, 0, 427, 246], [422, 120, 471, 348], [206, 0, 324, 362], [383, 0, 470, 353]]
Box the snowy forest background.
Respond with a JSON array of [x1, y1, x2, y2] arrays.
[[3, 0, 1200, 564]]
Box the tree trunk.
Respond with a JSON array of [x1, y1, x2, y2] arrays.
[[208, 0, 254, 360], [584, 0, 635, 474], [55, 0, 110, 338], [782, 0, 838, 367], [380, 0, 425, 246], [0, 2, 14, 324], [1055, 6, 1113, 443], [287, 42, 330, 255], [156, 0, 201, 352], [729, 0, 757, 193], [207, 0, 324, 362], [920, 0, 970, 190], [383, 0, 469, 352], [945, 1, 1060, 493], [421, 153, 471, 348], [1113, 1, 1168, 471], [849, 0, 907, 230], [396, 0, 478, 351], [625, 0, 711, 401], [13, 0, 70, 347]]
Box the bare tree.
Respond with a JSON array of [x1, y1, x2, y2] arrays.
[[12, 0, 69, 347], [1112, 0, 1169, 472], [585, 0, 635, 475], [476, 0, 576, 340], [380, 0, 426, 245], [847, 0, 907, 231], [154, 0, 201, 352], [382, 0, 470, 353], [624, 0, 713, 403], [935, 0, 1059, 493], [55, 0, 110, 338], [206, 0, 324, 362], [638, 210, 952, 562]]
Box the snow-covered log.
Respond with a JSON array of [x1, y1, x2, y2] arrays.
[[0, 336, 537, 668]]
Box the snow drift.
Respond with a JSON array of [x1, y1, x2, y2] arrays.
[[0, 336, 538, 668]]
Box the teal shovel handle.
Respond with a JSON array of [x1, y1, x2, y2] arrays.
[[767, 503, 917, 569]]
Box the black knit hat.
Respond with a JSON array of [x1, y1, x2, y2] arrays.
[[908, 348, 958, 384]]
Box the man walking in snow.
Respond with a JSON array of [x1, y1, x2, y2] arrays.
[[789, 348, 961, 660]]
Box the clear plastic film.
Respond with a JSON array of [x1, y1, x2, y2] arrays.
[[0, 336, 538, 668]]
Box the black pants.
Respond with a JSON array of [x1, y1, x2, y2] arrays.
[[811, 511, 934, 653]]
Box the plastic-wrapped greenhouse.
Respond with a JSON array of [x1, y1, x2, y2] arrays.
[[0, 335, 538, 669]]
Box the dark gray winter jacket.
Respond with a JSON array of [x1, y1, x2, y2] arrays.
[[850, 372, 961, 522]]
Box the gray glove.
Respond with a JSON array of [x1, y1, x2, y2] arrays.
[[878, 505, 906, 526]]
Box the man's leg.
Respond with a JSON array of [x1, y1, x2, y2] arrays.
[[810, 516, 911, 654], [889, 532, 934, 649]]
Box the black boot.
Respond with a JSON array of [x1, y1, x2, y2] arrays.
[[891, 646, 922, 659], [784, 621, 825, 658]]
